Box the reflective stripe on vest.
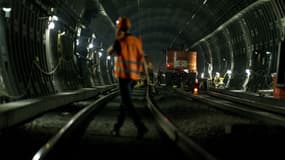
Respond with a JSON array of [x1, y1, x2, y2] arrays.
[[113, 35, 144, 80], [114, 56, 143, 80]]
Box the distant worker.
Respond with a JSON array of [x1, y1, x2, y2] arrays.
[[107, 16, 148, 139], [145, 56, 154, 84]]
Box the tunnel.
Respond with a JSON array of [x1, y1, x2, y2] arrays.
[[0, 0, 284, 100], [0, 0, 285, 159]]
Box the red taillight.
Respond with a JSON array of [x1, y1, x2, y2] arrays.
[[193, 87, 199, 94]]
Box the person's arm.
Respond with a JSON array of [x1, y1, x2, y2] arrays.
[[143, 59, 150, 84], [107, 40, 120, 55], [107, 46, 115, 55]]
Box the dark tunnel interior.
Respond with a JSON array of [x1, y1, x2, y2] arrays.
[[0, 0, 284, 100], [0, 1, 285, 160]]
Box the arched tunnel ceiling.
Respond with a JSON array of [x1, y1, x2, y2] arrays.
[[82, 0, 257, 70]]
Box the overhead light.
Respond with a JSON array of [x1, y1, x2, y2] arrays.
[[88, 43, 94, 49], [215, 72, 220, 77], [77, 28, 82, 37], [107, 56, 111, 60], [98, 51, 103, 58], [226, 70, 232, 75], [92, 33, 96, 39], [2, 7, 12, 12], [47, 15, 58, 30], [2, 7, 12, 18], [52, 15, 58, 21], [201, 72, 205, 78], [48, 21, 55, 29], [203, 0, 208, 5]]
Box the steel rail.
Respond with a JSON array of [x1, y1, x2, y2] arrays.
[[32, 88, 119, 160], [175, 88, 285, 127], [209, 88, 285, 108], [207, 91, 285, 115], [145, 86, 217, 160]]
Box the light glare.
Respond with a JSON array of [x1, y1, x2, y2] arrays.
[[2, 7, 12, 12], [48, 22, 55, 29]]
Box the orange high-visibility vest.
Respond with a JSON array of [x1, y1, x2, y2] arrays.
[[114, 35, 144, 80]]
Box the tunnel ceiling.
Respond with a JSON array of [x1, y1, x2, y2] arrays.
[[75, 0, 257, 68], [98, 0, 256, 50]]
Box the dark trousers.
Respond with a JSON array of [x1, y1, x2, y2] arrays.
[[114, 78, 145, 132]]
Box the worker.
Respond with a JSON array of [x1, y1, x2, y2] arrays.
[[107, 16, 148, 139]]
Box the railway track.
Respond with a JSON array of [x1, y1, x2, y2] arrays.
[[29, 86, 216, 160], [173, 87, 285, 160], [0, 86, 119, 160], [0, 85, 216, 160], [176, 88, 285, 126], [4, 85, 284, 160]]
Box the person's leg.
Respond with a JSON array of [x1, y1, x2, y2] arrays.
[[124, 80, 148, 138], [127, 104, 147, 138], [112, 104, 126, 136], [111, 78, 128, 136]]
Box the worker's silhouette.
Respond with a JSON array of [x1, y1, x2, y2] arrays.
[[107, 16, 148, 139]]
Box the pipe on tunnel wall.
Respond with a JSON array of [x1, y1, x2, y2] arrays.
[[277, 40, 285, 87], [42, 0, 116, 89], [0, 1, 61, 99], [0, 12, 19, 100], [0, 0, 117, 102]]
